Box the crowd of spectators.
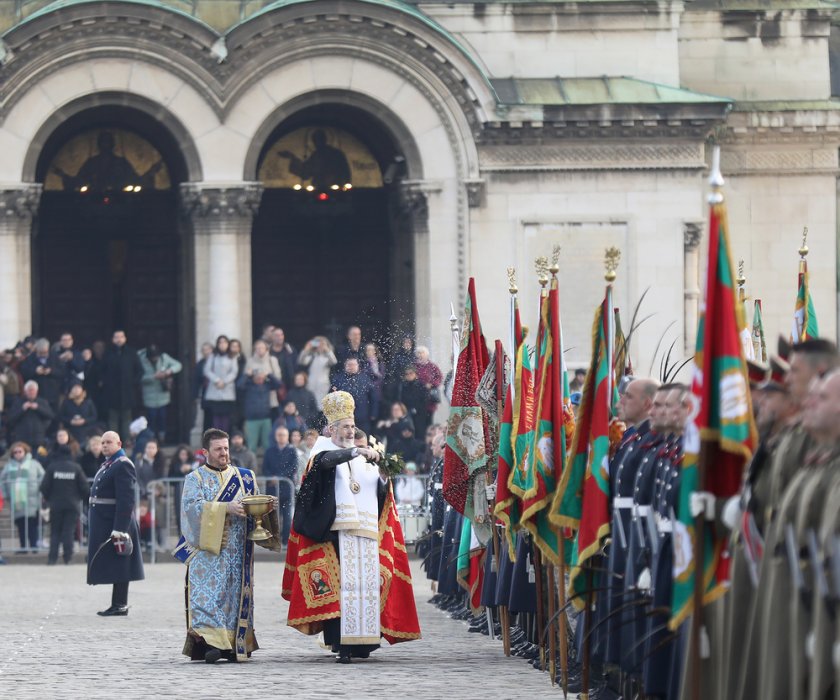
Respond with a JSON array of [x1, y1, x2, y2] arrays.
[[0, 323, 446, 561]]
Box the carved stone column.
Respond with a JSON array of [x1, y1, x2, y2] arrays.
[[180, 183, 263, 351], [683, 222, 703, 354], [0, 184, 42, 347]]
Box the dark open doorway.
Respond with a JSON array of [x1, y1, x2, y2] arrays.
[[251, 103, 415, 353], [33, 107, 192, 441]]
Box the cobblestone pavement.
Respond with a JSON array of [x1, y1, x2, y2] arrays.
[[0, 559, 569, 699]]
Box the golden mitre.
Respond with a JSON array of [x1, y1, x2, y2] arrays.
[[323, 390, 355, 424]]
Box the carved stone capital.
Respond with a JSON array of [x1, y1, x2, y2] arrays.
[[397, 180, 442, 232], [464, 178, 486, 208], [0, 184, 42, 220], [683, 222, 703, 251], [179, 182, 263, 219]]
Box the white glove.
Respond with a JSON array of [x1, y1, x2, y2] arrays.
[[110, 530, 129, 540], [721, 495, 741, 531], [689, 491, 716, 521], [485, 483, 497, 502], [637, 567, 652, 592]]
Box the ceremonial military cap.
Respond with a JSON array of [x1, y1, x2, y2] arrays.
[[746, 359, 769, 389]]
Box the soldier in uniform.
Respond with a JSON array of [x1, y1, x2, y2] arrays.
[[603, 377, 659, 672], [736, 339, 837, 699], [643, 383, 689, 698], [86, 430, 144, 616], [720, 358, 791, 699], [620, 384, 673, 685], [754, 368, 840, 700]]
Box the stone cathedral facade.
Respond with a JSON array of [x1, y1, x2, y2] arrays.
[[0, 0, 837, 391]]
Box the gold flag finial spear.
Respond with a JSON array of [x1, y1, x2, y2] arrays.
[[549, 245, 561, 277], [799, 226, 809, 258], [798, 226, 809, 274], [737, 259, 746, 303], [507, 267, 518, 295], [535, 256, 550, 293], [604, 247, 621, 283]]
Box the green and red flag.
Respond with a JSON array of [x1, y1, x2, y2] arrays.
[[444, 278, 491, 521], [456, 517, 485, 615], [752, 299, 767, 362], [519, 279, 570, 565], [614, 307, 629, 388], [551, 284, 614, 608], [670, 196, 758, 630], [501, 323, 535, 561], [494, 292, 527, 559], [791, 257, 819, 342]]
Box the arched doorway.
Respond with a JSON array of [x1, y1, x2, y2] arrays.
[[33, 106, 192, 439], [251, 102, 415, 353]]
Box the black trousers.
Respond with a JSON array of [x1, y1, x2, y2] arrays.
[[49, 508, 79, 564], [15, 515, 39, 550], [111, 581, 129, 607]]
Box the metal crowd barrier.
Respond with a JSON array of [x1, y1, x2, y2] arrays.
[[0, 471, 433, 559], [146, 476, 296, 563]]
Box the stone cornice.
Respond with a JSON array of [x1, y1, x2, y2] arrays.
[[478, 142, 707, 172], [179, 182, 263, 219], [0, 2, 491, 130]]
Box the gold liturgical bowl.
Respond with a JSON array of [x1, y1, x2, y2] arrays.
[[241, 495, 273, 541]]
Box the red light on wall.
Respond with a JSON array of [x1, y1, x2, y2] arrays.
[[318, 193, 329, 201]]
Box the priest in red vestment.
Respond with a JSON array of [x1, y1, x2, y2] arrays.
[[282, 390, 421, 663]]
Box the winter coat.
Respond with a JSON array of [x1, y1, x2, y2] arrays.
[[7, 396, 55, 449], [20, 353, 67, 408], [40, 448, 90, 512], [102, 344, 143, 411], [0, 453, 45, 518], [57, 394, 98, 443], [86, 451, 144, 585], [138, 349, 183, 409], [230, 444, 257, 472], [203, 353, 238, 402], [298, 348, 337, 409], [237, 366, 280, 420], [332, 370, 379, 429], [285, 386, 319, 426], [244, 354, 282, 408]]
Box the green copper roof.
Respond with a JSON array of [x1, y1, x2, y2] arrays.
[[492, 77, 731, 106]]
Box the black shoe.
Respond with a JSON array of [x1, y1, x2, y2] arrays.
[[336, 652, 352, 664], [205, 648, 223, 664], [350, 650, 371, 659], [97, 605, 129, 617]]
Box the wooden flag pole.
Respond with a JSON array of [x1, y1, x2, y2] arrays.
[[690, 439, 711, 700], [548, 253, 570, 696], [546, 556, 559, 685], [493, 338, 512, 657], [532, 541, 547, 672]]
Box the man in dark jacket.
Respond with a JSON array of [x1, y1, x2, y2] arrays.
[[285, 370, 319, 427], [262, 426, 299, 544], [87, 430, 144, 616], [102, 330, 142, 439], [237, 363, 280, 451], [7, 380, 55, 449], [269, 328, 297, 396], [54, 332, 86, 391], [40, 444, 90, 565], [332, 358, 378, 434], [58, 383, 98, 443], [397, 366, 430, 438], [20, 338, 66, 412]]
